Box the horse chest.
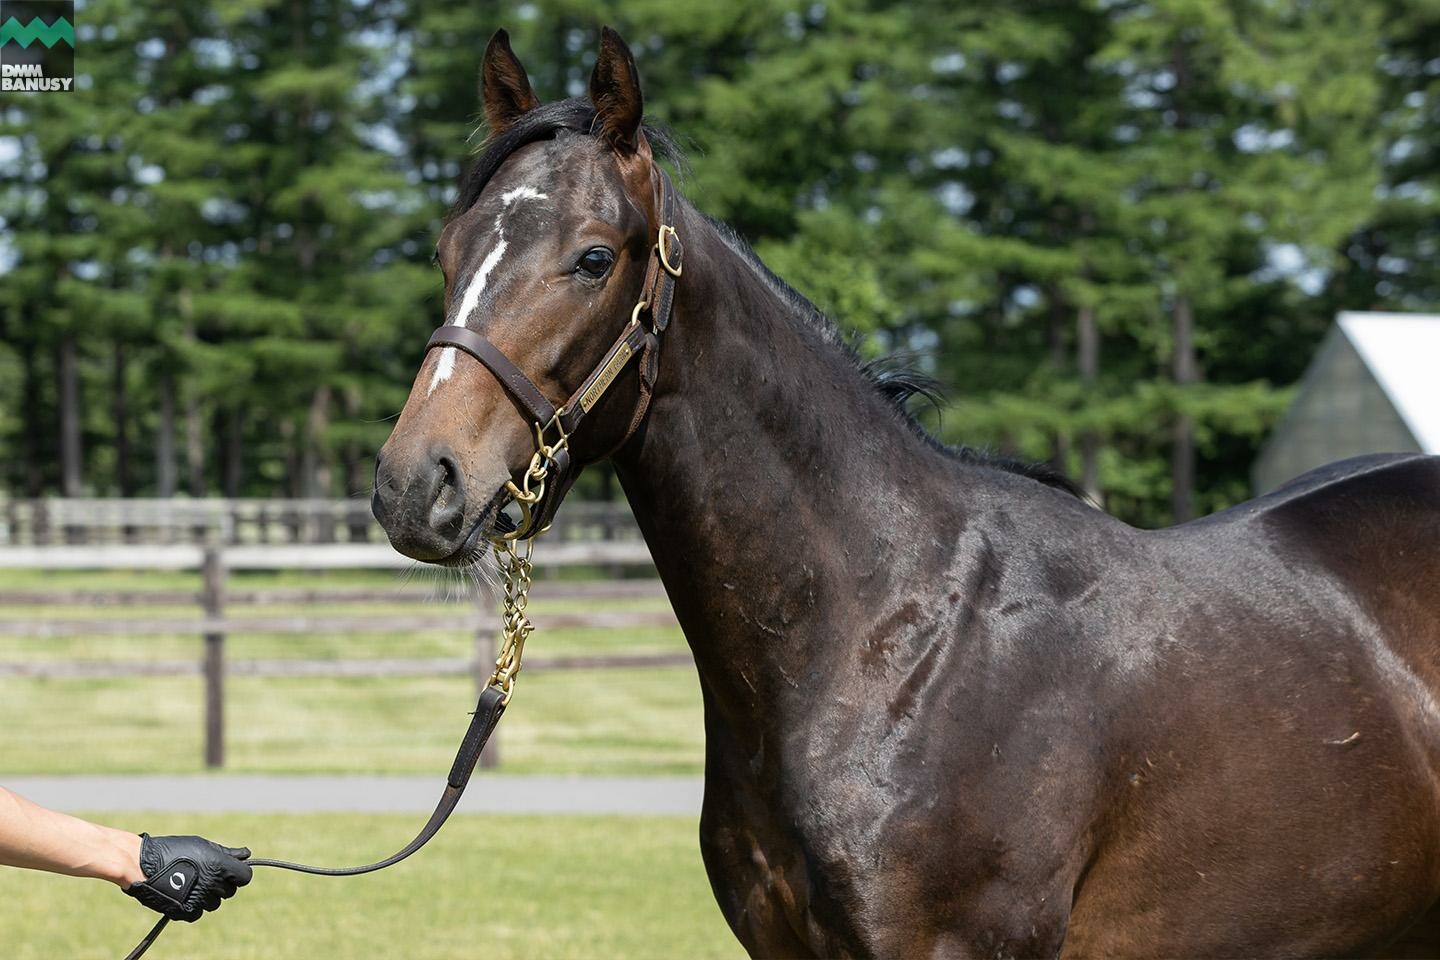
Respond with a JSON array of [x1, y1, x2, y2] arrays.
[[699, 778, 874, 958], [701, 768, 1081, 959], [697, 690, 1098, 958]]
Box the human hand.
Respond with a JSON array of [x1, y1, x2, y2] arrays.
[[122, 834, 252, 922]]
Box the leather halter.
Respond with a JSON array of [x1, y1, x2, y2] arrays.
[[424, 166, 684, 539]]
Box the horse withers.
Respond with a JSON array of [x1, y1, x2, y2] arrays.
[[371, 27, 1440, 958]]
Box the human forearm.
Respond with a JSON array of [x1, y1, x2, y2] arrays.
[[0, 787, 143, 886]]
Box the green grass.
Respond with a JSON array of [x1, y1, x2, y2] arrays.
[[0, 812, 742, 960], [0, 670, 706, 775], [0, 570, 705, 776]]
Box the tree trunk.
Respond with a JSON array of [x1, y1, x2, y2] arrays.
[[57, 334, 82, 497], [1077, 304, 1101, 505], [185, 390, 206, 496], [551, 14, 569, 96], [114, 340, 133, 496], [156, 369, 178, 497], [180, 292, 205, 497], [19, 331, 44, 497], [223, 408, 244, 498], [281, 418, 300, 499], [1047, 289, 1070, 473], [342, 444, 363, 499], [302, 386, 332, 499], [1168, 41, 1197, 524], [1171, 295, 1197, 523], [341, 389, 369, 542]]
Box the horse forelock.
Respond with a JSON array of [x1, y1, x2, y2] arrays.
[[452, 97, 685, 221]]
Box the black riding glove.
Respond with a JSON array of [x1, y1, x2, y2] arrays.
[[123, 833, 253, 922]]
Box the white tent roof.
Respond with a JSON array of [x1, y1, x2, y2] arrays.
[[1337, 311, 1440, 453]]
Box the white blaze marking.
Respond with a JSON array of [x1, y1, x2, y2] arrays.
[[428, 239, 509, 394], [451, 240, 509, 329], [425, 184, 546, 395]]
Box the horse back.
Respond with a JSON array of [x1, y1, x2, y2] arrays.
[[1062, 456, 1440, 956], [1260, 453, 1440, 630], [1258, 454, 1440, 731]]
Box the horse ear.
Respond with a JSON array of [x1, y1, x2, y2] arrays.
[[481, 29, 541, 136], [588, 26, 644, 153]]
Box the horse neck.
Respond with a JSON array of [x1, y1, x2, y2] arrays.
[[610, 206, 964, 730]]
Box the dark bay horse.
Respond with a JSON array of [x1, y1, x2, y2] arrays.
[[371, 27, 1440, 958]]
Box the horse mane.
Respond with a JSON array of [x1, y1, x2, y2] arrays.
[[454, 98, 1083, 500], [859, 357, 1087, 499], [705, 220, 1086, 500]]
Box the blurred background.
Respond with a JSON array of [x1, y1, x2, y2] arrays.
[[3, 0, 1437, 521], [1, 1, 1438, 956]]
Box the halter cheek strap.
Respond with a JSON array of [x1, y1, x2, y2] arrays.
[[427, 326, 557, 425], [423, 165, 684, 539]]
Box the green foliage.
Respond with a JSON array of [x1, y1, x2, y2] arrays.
[[0, 0, 1431, 524]]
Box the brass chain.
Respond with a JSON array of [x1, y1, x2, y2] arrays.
[[486, 415, 567, 702], [486, 536, 534, 704]]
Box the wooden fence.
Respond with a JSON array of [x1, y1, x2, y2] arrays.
[[0, 540, 684, 769], [0, 497, 641, 547]]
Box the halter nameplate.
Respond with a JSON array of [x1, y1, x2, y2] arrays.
[[579, 340, 634, 412]]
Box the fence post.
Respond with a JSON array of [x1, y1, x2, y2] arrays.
[[474, 591, 500, 770], [202, 547, 226, 768]]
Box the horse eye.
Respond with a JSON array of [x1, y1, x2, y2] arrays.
[[576, 247, 614, 279]]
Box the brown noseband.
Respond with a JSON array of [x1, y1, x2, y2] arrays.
[[423, 165, 683, 540]]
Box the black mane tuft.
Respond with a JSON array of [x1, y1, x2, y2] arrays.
[[953, 448, 1089, 499], [859, 355, 1086, 500], [860, 355, 945, 415]]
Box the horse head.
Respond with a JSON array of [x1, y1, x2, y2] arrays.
[[372, 28, 672, 563]]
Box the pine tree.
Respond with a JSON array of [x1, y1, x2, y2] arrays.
[[0, 0, 1405, 527], [1328, 0, 1440, 312]]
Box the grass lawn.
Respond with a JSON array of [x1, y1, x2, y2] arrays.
[[0, 812, 743, 960], [0, 570, 706, 776]]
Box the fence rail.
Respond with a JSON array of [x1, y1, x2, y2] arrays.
[[0, 539, 654, 570], [0, 540, 682, 770], [0, 579, 669, 607], [0, 497, 642, 547], [0, 608, 678, 638], [0, 653, 693, 680]]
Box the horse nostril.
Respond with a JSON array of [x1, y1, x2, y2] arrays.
[[371, 452, 398, 524], [429, 452, 466, 532]]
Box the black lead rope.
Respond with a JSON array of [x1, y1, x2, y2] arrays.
[[123, 685, 508, 960], [124, 918, 170, 960]]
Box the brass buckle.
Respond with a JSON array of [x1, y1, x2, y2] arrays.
[[657, 225, 682, 278], [496, 416, 570, 542], [500, 456, 546, 542], [536, 411, 569, 458]]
